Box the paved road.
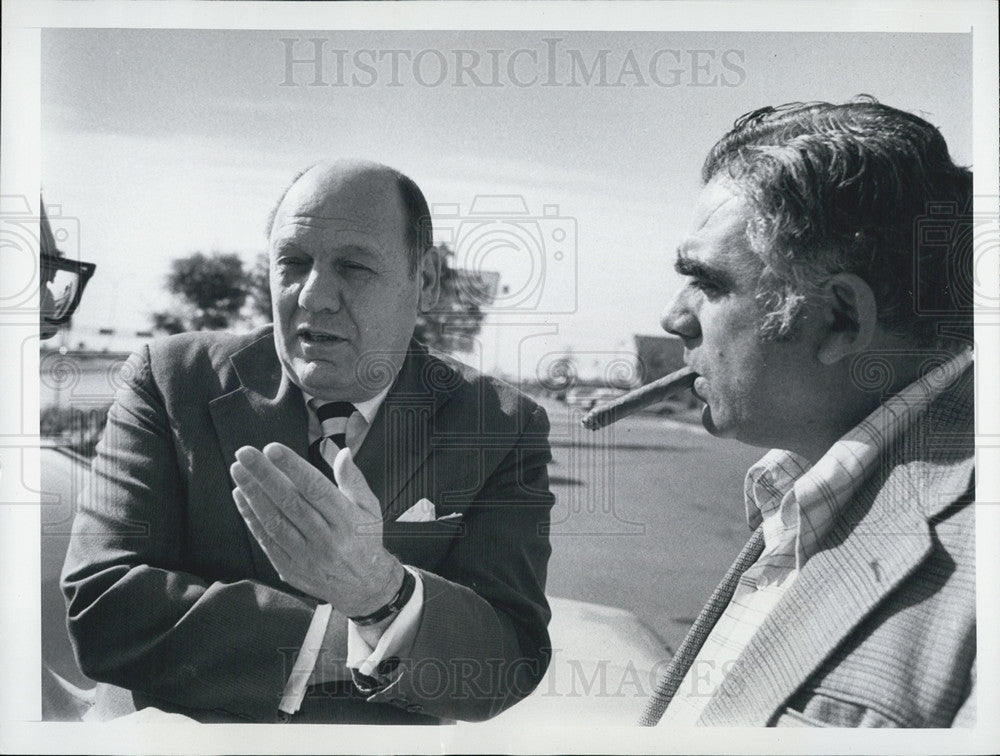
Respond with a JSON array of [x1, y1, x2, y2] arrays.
[[536, 397, 766, 655]]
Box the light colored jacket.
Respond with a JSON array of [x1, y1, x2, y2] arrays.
[[651, 365, 975, 727]]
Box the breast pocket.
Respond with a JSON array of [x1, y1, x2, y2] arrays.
[[773, 708, 832, 727], [382, 518, 465, 571], [773, 695, 904, 728]]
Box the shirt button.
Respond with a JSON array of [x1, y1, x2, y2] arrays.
[[406, 704, 424, 714]]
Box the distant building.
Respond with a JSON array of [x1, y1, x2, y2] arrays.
[[633, 334, 685, 384]]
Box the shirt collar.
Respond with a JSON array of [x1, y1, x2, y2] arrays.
[[744, 348, 973, 567], [743, 450, 810, 532], [300, 379, 394, 448]]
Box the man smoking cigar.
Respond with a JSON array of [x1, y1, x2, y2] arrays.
[[635, 98, 975, 727]]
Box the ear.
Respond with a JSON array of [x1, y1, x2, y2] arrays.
[[417, 246, 442, 313], [816, 273, 878, 365]]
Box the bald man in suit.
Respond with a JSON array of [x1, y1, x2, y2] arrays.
[[62, 161, 554, 723]]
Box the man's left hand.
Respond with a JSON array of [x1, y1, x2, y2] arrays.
[[230, 443, 404, 617]]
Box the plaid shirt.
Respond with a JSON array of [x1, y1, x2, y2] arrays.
[[659, 348, 973, 726]]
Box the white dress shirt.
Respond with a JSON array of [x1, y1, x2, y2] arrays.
[[660, 348, 973, 725], [278, 384, 426, 716]]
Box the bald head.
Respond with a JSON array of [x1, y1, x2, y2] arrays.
[[267, 159, 442, 401], [266, 160, 432, 273]]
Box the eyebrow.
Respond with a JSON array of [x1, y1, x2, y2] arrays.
[[272, 241, 379, 260], [674, 250, 734, 289], [272, 240, 306, 255]]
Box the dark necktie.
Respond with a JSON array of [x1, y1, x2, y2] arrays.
[[308, 401, 358, 482], [638, 527, 766, 726]]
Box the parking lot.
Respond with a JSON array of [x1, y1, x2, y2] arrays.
[[536, 396, 765, 653]]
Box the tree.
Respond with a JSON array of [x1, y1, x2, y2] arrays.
[[150, 311, 186, 336], [151, 252, 248, 334], [247, 251, 273, 322], [414, 245, 492, 353]]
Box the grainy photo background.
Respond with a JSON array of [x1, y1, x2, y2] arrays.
[[37, 26, 973, 685], [2, 3, 996, 753]]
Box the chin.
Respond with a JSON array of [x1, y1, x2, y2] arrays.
[[701, 405, 737, 439], [287, 362, 346, 396]]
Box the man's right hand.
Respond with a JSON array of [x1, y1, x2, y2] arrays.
[[232, 444, 405, 618]]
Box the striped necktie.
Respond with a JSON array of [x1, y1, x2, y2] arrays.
[[308, 401, 359, 482], [638, 527, 765, 726]]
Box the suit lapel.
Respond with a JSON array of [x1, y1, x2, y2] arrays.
[[353, 342, 459, 521], [208, 331, 309, 583], [698, 366, 975, 726]]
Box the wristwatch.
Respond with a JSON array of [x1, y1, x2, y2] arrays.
[[349, 568, 416, 626]]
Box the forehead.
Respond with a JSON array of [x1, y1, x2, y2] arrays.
[[678, 179, 760, 275], [270, 168, 407, 252]]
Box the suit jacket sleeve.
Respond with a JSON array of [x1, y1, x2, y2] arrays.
[[61, 345, 317, 721], [951, 659, 976, 727], [366, 402, 555, 721]]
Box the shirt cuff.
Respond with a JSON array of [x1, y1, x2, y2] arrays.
[[347, 567, 424, 679], [278, 602, 332, 715]]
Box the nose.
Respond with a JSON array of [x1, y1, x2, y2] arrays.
[[298, 266, 342, 313], [660, 287, 700, 343]]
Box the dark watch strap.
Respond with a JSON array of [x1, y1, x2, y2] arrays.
[[349, 569, 416, 626]]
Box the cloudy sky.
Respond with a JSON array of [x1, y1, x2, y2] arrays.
[[41, 29, 972, 378]]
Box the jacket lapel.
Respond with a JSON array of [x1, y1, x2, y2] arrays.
[[698, 484, 933, 725], [353, 341, 459, 521], [208, 331, 309, 583], [698, 366, 975, 726]]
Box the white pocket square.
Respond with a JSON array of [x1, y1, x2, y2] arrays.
[[395, 499, 464, 523], [396, 498, 436, 523]]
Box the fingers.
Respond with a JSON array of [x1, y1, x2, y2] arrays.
[[261, 442, 338, 506], [232, 487, 297, 572], [332, 448, 382, 517], [260, 442, 350, 527], [231, 446, 310, 541]]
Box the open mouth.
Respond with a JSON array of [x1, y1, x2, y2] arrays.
[[297, 328, 346, 344]]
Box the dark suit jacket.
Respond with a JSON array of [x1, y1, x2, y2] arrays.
[[61, 327, 554, 723], [696, 365, 976, 726]]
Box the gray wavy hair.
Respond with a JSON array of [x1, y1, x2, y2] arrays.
[[703, 96, 973, 345]]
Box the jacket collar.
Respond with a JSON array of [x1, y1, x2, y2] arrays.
[[210, 328, 309, 461]]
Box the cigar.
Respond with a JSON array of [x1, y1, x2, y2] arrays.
[[580, 366, 697, 431]]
